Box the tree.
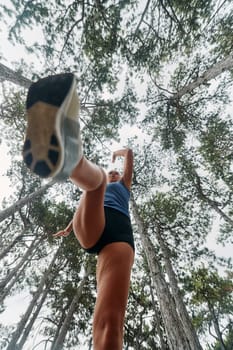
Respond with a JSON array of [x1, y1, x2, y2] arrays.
[[0, 62, 31, 88], [0, 179, 56, 223], [183, 267, 233, 349], [1, 1, 233, 348], [213, 324, 233, 350], [50, 261, 92, 350], [131, 194, 200, 350], [6, 246, 62, 350]]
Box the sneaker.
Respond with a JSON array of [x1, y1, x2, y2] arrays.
[[23, 73, 83, 180]]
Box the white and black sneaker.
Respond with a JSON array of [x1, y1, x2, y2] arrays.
[[23, 73, 83, 180]]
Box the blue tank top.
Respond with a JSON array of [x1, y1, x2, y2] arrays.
[[104, 181, 130, 217]]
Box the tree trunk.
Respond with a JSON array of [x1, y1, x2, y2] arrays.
[[0, 179, 56, 223], [16, 259, 64, 350], [0, 234, 24, 260], [173, 53, 233, 99], [193, 171, 233, 226], [156, 223, 202, 350], [50, 302, 73, 350], [0, 254, 36, 304], [149, 281, 169, 350], [50, 263, 92, 350], [131, 196, 191, 350], [0, 62, 31, 88], [208, 303, 227, 350], [6, 247, 61, 350], [0, 235, 41, 291], [17, 282, 51, 349]]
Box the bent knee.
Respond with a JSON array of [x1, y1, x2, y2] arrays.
[[72, 210, 105, 249], [93, 310, 124, 340]]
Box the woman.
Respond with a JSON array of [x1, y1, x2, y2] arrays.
[[23, 73, 135, 350]]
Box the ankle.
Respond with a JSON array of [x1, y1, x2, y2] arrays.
[[70, 157, 106, 191]]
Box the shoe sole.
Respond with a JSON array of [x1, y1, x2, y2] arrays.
[[23, 73, 79, 179]]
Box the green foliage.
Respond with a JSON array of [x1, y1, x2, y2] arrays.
[[30, 199, 74, 236], [219, 207, 233, 245], [1, 0, 228, 79], [1, 0, 233, 348], [82, 82, 139, 146], [213, 325, 233, 350], [210, 11, 233, 56], [199, 114, 233, 183], [125, 253, 166, 349], [185, 267, 233, 305], [182, 266, 233, 343]]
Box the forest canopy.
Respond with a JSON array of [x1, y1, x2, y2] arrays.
[[0, 0, 233, 349]]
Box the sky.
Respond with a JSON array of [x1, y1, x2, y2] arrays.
[[0, 11, 145, 349], [0, 2, 232, 349], [0, 141, 12, 205], [0, 0, 232, 273]]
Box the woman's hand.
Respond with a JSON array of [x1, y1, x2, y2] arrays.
[[53, 229, 71, 238], [112, 149, 130, 163], [53, 220, 73, 238], [111, 148, 133, 190]]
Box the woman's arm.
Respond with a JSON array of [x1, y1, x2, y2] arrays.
[[112, 148, 134, 190], [53, 219, 73, 237]]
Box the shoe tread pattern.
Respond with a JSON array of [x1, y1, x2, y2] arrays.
[[23, 73, 80, 179], [23, 103, 62, 177]]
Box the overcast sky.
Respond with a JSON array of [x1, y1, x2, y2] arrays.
[[0, 3, 232, 348]]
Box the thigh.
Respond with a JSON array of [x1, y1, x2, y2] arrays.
[[85, 207, 135, 254], [95, 242, 134, 317], [72, 178, 106, 249]]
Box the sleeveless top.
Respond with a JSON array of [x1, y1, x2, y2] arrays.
[[104, 180, 130, 217]]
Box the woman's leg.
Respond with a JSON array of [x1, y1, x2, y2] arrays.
[[23, 73, 107, 248], [70, 156, 107, 249], [93, 242, 134, 350], [70, 156, 104, 191]]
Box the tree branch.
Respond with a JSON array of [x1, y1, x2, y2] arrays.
[[172, 54, 233, 100]]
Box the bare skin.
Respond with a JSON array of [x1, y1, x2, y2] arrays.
[[54, 148, 134, 350], [93, 242, 134, 349]]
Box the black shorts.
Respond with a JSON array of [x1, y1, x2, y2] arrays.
[[85, 207, 135, 255]]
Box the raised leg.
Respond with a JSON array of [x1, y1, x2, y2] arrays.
[[70, 157, 107, 249], [93, 242, 134, 350]]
